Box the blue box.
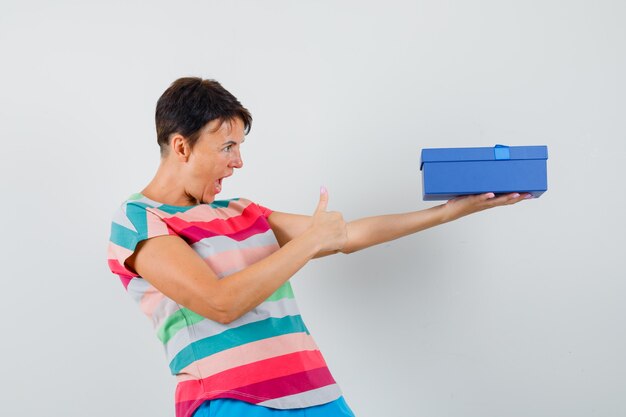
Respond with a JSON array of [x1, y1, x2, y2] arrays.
[[420, 145, 548, 201]]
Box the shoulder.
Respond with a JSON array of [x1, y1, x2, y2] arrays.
[[212, 198, 273, 218], [109, 194, 171, 244]]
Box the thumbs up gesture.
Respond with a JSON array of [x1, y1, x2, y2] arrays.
[[309, 187, 348, 253]]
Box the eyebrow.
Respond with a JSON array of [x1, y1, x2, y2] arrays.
[[221, 138, 245, 146]]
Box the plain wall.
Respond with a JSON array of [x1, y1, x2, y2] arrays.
[[1, 1, 625, 416]]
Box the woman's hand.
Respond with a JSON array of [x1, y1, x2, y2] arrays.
[[305, 187, 348, 253], [441, 192, 532, 223]]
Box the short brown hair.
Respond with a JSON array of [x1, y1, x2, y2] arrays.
[[155, 77, 252, 156]]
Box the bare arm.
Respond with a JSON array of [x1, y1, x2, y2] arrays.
[[269, 192, 531, 254], [126, 189, 347, 325]]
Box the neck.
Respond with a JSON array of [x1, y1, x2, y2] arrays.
[[141, 159, 197, 206]]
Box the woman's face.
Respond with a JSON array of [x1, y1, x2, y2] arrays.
[[185, 117, 245, 204]]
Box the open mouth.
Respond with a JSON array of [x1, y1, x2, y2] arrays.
[[215, 173, 232, 194]]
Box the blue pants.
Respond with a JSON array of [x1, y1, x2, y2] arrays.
[[192, 396, 355, 417]]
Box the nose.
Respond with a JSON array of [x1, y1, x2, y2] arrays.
[[230, 150, 243, 169]]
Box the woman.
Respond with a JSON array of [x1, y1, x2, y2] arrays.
[[107, 77, 530, 417]]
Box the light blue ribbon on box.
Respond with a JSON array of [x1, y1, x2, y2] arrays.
[[494, 144, 510, 160]]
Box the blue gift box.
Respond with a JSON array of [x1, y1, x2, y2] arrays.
[[420, 145, 548, 201]]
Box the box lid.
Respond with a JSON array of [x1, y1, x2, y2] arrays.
[[420, 145, 548, 170]]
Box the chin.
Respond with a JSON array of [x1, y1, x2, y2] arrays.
[[202, 194, 216, 204]]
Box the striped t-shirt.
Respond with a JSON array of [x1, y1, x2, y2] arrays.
[[107, 194, 342, 417]]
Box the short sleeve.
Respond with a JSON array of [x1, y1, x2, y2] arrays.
[[255, 202, 273, 218], [107, 202, 177, 286]]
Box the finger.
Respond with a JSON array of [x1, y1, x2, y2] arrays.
[[510, 193, 534, 204], [490, 192, 526, 206], [315, 186, 329, 214], [507, 193, 523, 205], [482, 193, 514, 206]]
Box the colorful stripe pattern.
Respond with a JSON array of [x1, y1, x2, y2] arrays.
[[107, 194, 341, 417]]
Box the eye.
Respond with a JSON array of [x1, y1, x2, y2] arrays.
[[223, 145, 233, 153]]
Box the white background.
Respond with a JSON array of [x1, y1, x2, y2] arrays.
[[1, 1, 625, 416]]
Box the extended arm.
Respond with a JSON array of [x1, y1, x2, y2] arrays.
[[341, 205, 449, 253], [268, 192, 530, 254]]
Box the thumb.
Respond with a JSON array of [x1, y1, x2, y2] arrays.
[[315, 186, 329, 214]]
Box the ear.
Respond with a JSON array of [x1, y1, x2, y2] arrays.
[[170, 134, 191, 161]]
